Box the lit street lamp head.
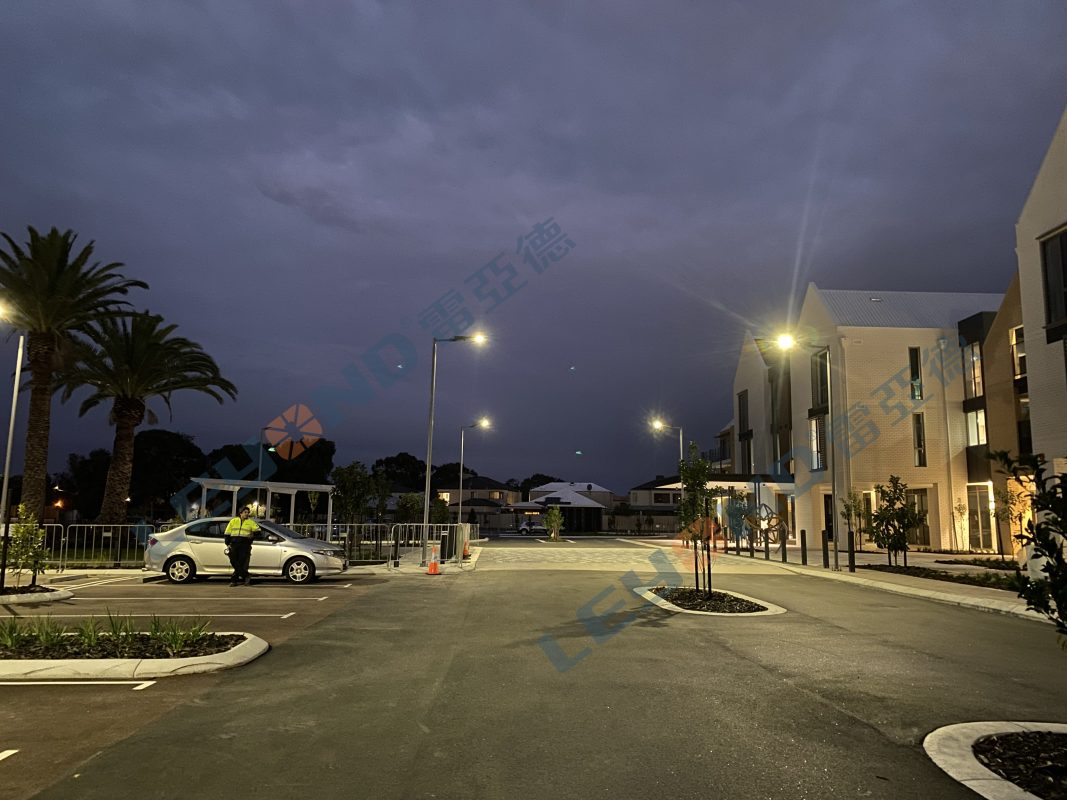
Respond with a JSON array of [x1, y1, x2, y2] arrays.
[[651, 418, 665, 431], [776, 333, 796, 351], [477, 416, 491, 429]]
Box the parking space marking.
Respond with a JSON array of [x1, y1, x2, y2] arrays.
[[535, 539, 576, 544], [60, 576, 148, 589], [72, 596, 330, 602], [2, 618, 296, 622], [0, 750, 18, 762], [0, 681, 155, 691]]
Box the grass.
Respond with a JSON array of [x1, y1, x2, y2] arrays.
[[934, 557, 1018, 571], [0, 613, 243, 659]]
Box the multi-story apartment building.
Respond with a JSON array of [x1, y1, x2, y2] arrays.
[[784, 284, 1003, 551], [1016, 105, 1067, 469]]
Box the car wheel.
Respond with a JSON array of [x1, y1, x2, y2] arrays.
[[165, 556, 196, 584], [285, 556, 315, 584]]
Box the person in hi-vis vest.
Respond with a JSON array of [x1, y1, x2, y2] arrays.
[[225, 506, 260, 586]]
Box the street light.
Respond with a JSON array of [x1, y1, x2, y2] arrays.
[[457, 417, 491, 526], [777, 333, 839, 571], [0, 332, 24, 594], [256, 428, 276, 518], [651, 417, 684, 530], [421, 333, 488, 564]]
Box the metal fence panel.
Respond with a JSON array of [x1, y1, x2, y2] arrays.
[[58, 524, 150, 569]]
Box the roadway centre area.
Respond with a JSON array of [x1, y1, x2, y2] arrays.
[[0, 570, 387, 800]]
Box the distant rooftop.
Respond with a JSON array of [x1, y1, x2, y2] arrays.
[[533, 481, 614, 494], [817, 287, 1003, 329]]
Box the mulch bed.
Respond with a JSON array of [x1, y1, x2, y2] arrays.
[[935, 558, 1018, 571], [0, 634, 245, 660], [973, 731, 1067, 800], [0, 586, 57, 597], [859, 564, 1018, 591], [650, 587, 766, 613]]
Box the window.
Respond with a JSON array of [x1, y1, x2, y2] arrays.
[[737, 390, 749, 432], [962, 342, 983, 398], [1010, 326, 1026, 378], [913, 413, 927, 467], [653, 492, 671, 504], [966, 409, 987, 446], [185, 521, 224, 539], [1041, 229, 1067, 329], [739, 440, 753, 474], [810, 351, 829, 407], [908, 347, 923, 400], [1017, 396, 1033, 455], [809, 416, 826, 471], [967, 484, 993, 551], [905, 489, 930, 547]]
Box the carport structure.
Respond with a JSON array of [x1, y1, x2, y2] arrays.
[[190, 478, 334, 526]]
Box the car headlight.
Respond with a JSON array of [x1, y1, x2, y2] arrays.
[[311, 549, 342, 558]]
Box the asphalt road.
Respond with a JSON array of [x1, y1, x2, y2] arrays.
[[3, 559, 1063, 799]]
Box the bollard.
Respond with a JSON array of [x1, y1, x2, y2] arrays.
[[780, 533, 788, 563], [821, 530, 830, 569], [764, 531, 770, 560], [847, 529, 856, 573], [800, 529, 808, 565], [748, 531, 755, 558]]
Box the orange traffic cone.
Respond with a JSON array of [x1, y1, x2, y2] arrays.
[[427, 545, 441, 575]]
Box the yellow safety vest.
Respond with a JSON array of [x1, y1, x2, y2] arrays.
[[226, 518, 261, 538]]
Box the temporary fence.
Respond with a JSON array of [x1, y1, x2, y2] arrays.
[[50, 523, 155, 570]]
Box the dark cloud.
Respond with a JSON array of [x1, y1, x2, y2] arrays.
[[0, 0, 1065, 492]]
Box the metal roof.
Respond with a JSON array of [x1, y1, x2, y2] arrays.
[[817, 288, 1002, 329], [533, 481, 614, 494]]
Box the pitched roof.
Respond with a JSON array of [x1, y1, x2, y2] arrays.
[[528, 486, 607, 509], [533, 481, 614, 494], [816, 287, 1003, 329]]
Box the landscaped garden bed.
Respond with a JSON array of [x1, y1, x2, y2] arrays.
[[859, 563, 1018, 590], [0, 615, 243, 659], [974, 731, 1067, 800], [934, 557, 1019, 571], [649, 586, 767, 613]]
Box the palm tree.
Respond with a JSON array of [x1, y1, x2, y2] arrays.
[[0, 227, 147, 520], [59, 312, 237, 524]]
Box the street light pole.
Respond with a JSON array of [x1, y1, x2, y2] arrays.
[[0, 335, 25, 594], [421, 333, 487, 565], [457, 417, 490, 527]]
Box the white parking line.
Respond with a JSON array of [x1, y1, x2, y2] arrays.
[[535, 539, 575, 544], [60, 576, 147, 589], [0, 681, 154, 691], [0, 750, 18, 762], [1, 618, 292, 622], [72, 596, 329, 602]]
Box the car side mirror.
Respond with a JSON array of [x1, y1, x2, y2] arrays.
[[266, 534, 283, 544]]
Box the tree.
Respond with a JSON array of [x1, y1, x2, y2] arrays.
[[0, 226, 147, 519], [520, 473, 563, 501], [370, 468, 392, 521], [840, 489, 863, 540], [678, 443, 713, 596], [995, 452, 1067, 642], [431, 497, 449, 524], [129, 430, 206, 520], [57, 449, 112, 519], [58, 312, 236, 524], [543, 506, 564, 542], [270, 438, 336, 486], [871, 476, 924, 567], [432, 462, 478, 489], [6, 504, 47, 589], [396, 493, 423, 523], [371, 453, 425, 491], [331, 461, 373, 524]]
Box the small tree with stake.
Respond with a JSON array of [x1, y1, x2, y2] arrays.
[[871, 476, 923, 567], [678, 442, 712, 597], [994, 452, 1067, 644], [543, 506, 564, 542]]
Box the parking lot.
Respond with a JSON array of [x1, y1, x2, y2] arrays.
[[0, 569, 389, 800]]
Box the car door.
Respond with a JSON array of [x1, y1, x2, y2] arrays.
[[186, 521, 229, 571], [249, 528, 284, 574]]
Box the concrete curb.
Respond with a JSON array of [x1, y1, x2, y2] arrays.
[[0, 632, 269, 680], [633, 586, 787, 616], [923, 721, 1067, 800], [712, 552, 1047, 624], [0, 589, 74, 605]]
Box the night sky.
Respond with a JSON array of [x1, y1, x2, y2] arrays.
[[1, 1, 1065, 494]]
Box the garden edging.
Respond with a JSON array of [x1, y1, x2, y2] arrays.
[[0, 632, 269, 679], [0, 589, 74, 605], [634, 586, 787, 616]]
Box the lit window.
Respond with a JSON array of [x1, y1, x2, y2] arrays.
[[966, 409, 987, 446], [1010, 326, 1026, 378], [962, 342, 983, 399], [909, 347, 923, 400], [809, 416, 826, 470], [913, 413, 927, 467]]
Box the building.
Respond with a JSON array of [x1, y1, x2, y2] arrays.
[[1016, 105, 1067, 469], [784, 284, 1003, 551]]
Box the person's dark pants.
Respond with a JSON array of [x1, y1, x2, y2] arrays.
[[228, 537, 253, 584]]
